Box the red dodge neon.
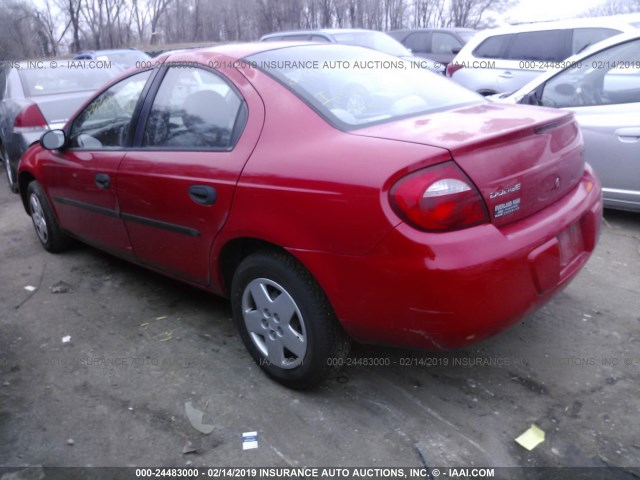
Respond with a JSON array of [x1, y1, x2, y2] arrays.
[[17, 43, 602, 388]]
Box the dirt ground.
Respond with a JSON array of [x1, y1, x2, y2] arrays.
[[0, 174, 639, 477]]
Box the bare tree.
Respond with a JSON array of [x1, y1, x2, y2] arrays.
[[35, 0, 71, 56], [448, 0, 515, 28], [55, 0, 83, 52], [148, 0, 174, 44], [0, 0, 43, 59], [583, 0, 640, 16]]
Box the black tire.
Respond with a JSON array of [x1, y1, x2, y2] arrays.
[[231, 250, 351, 389], [27, 181, 72, 252], [2, 148, 18, 193]]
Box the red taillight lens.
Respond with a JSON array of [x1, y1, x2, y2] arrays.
[[390, 162, 489, 232], [446, 62, 463, 77], [14, 103, 48, 132]]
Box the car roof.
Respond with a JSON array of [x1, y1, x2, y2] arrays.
[[475, 16, 638, 38], [77, 48, 142, 54], [389, 28, 476, 34], [260, 28, 380, 40], [161, 41, 325, 62]]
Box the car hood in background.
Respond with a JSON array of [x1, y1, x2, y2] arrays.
[[32, 91, 98, 127]]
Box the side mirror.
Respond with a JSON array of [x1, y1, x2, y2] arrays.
[[40, 129, 66, 150], [452, 48, 461, 54]]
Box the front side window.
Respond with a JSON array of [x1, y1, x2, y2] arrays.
[[69, 69, 151, 148], [540, 38, 640, 108], [572, 28, 620, 54], [143, 67, 243, 150], [507, 30, 567, 61], [248, 45, 482, 130]]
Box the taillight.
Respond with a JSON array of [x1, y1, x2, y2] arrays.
[[14, 103, 48, 133], [446, 62, 463, 77], [390, 162, 489, 232]]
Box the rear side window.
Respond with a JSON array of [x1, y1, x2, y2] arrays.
[[404, 32, 430, 53], [507, 30, 567, 61], [572, 28, 620, 54], [473, 34, 512, 59]]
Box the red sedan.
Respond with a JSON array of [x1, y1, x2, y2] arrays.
[[18, 43, 602, 389]]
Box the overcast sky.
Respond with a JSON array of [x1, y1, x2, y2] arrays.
[[504, 0, 606, 23]]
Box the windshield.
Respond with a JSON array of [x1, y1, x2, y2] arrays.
[[332, 31, 411, 57], [20, 63, 121, 97], [247, 45, 483, 130]]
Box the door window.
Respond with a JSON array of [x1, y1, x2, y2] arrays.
[[142, 67, 243, 150], [404, 32, 430, 53], [473, 34, 512, 59], [572, 28, 620, 54], [432, 33, 462, 54], [69, 70, 151, 148], [507, 30, 567, 61], [541, 38, 640, 108]]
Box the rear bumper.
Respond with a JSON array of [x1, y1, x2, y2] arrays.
[[291, 167, 602, 350]]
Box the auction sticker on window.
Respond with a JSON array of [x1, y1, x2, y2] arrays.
[[494, 198, 521, 218]]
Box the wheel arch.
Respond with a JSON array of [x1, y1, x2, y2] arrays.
[[217, 237, 291, 297], [18, 171, 36, 213]]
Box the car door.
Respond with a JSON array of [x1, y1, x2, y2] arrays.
[[42, 69, 153, 254], [538, 37, 640, 210], [117, 65, 264, 285]]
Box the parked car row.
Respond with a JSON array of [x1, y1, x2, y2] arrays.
[[0, 20, 636, 388], [0, 60, 122, 192]]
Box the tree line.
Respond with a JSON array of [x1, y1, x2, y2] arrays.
[[2, 0, 640, 61], [0, 0, 518, 60]]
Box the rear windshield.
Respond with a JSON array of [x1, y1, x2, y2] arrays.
[[331, 31, 411, 57], [247, 45, 482, 130], [19, 63, 120, 97]]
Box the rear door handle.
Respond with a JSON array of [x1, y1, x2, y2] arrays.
[[189, 185, 217, 205], [615, 127, 640, 142], [499, 71, 514, 79], [95, 173, 110, 189]]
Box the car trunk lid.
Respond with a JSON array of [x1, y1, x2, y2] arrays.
[[352, 102, 585, 227], [30, 91, 96, 128]]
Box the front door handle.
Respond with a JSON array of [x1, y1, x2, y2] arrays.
[[189, 185, 217, 205], [615, 127, 640, 143], [499, 71, 514, 79], [95, 173, 110, 189]]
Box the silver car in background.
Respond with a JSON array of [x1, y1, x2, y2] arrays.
[[0, 60, 121, 192], [493, 31, 640, 212]]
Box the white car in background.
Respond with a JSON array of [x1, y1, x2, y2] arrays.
[[492, 31, 640, 212], [447, 17, 639, 95]]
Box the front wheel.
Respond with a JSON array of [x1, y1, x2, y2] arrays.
[[2, 149, 18, 193], [231, 250, 350, 389], [27, 181, 71, 252]]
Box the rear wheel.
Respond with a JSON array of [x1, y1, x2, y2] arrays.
[[27, 181, 71, 252], [231, 250, 350, 389]]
